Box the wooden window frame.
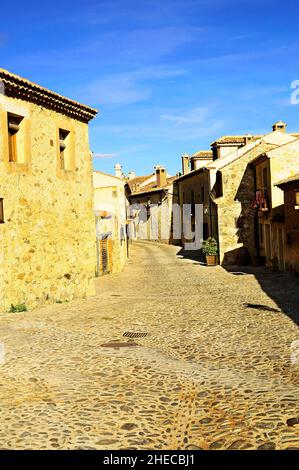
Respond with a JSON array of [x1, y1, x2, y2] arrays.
[[59, 128, 70, 170], [7, 113, 23, 163], [56, 122, 75, 177]]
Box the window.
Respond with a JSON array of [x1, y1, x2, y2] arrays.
[[296, 191, 299, 205], [59, 129, 70, 170], [191, 190, 195, 215], [235, 216, 244, 229], [214, 171, 223, 198], [8, 113, 23, 163], [0, 199, 4, 223], [262, 167, 268, 189], [201, 186, 205, 203]]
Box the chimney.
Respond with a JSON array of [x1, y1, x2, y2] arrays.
[[181, 153, 190, 175], [114, 163, 122, 178], [128, 170, 136, 180], [155, 165, 167, 187], [272, 121, 287, 133]]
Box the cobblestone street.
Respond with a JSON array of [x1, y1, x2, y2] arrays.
[[0, 241, 299, 450]]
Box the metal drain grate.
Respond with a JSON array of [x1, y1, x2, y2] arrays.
[[123, 331, 148, 338]]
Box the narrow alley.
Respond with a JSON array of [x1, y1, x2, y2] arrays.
[[0, 241, 298, 450]]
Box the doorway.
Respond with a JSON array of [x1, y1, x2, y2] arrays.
[[265, 224, 271, 262], [278, 227, 285, 271]]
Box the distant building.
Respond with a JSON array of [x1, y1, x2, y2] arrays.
[[175, 152, 216, 249], [127, 166, 177, 244], [0, 68, 97, 310], [93, 166, 128, 275]]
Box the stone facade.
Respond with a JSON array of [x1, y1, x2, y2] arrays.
[[0, 69, 97, 311], [279, 182, 299, 274], [208, 128, 299, 265], [128, 167, 176, 244], [252, 139, 299, 270], [214, 141, 276, 264], [93, 171, 128, 274], [174, 169, 217, 248], [175, 125, 299, 266]]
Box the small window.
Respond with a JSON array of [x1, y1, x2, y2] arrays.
[[214, 171, 223, 198], [8, 113, 23, 163], [235, 216, 244, 229], [262, 167, 268, 189], [0, 198, 4, 223], [296, 191, 299, 205], [191, 190, 195, 215], [59, 129, 70, 170], [201, 186, 205, 203]]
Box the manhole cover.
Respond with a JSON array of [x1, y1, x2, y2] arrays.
[[123, 331, 148, 338], [100, 341, 138, 348]]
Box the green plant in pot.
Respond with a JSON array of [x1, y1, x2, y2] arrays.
[[202, 237, 219, 266]]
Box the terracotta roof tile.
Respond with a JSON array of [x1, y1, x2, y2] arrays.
[[0, 68, 98, 122], [276, 173, 299, 188], [126, 174, 154, 191], [191, 150, 213, 159], [129, 176, 176, 196], [211, 135, 261, 145]]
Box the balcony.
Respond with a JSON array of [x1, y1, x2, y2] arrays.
[[252, 188, 270, 212]]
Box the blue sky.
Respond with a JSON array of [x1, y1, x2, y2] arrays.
[[1, 0, 299, 176]]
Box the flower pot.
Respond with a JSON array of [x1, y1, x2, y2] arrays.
[[206, 254, 218, 266]]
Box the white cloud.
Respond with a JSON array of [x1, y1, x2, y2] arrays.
[[93, 152, 119, 159], [160, 107, 209, 125], [80, 66, 187, 106]]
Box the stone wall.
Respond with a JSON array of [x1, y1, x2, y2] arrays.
[[129, 189, 174, 244], [216, 142, 274, 265], [283, 188, 299, 273], [0, 95, 96, 311], [255, 140, 299, 269], [93, 173, 128, 274], [175, 171, 217, 246]]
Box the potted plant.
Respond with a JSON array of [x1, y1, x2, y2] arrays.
[[202, 237, 219, 266]]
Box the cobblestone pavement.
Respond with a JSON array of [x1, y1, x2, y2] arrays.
[[0, 241, 299, 450]]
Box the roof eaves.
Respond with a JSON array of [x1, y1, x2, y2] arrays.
[[0, 68, 98, 123]]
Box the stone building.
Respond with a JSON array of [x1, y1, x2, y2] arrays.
[[174, 151, 216, 250], [276, 174, 299, 274], [0, 68, 97, 310], [175, 122, 299, 265], [250, 126, 299, 270], [208, 123, 299, 265], [93, 167, 128, 275], [127, 166, 177, 244]]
